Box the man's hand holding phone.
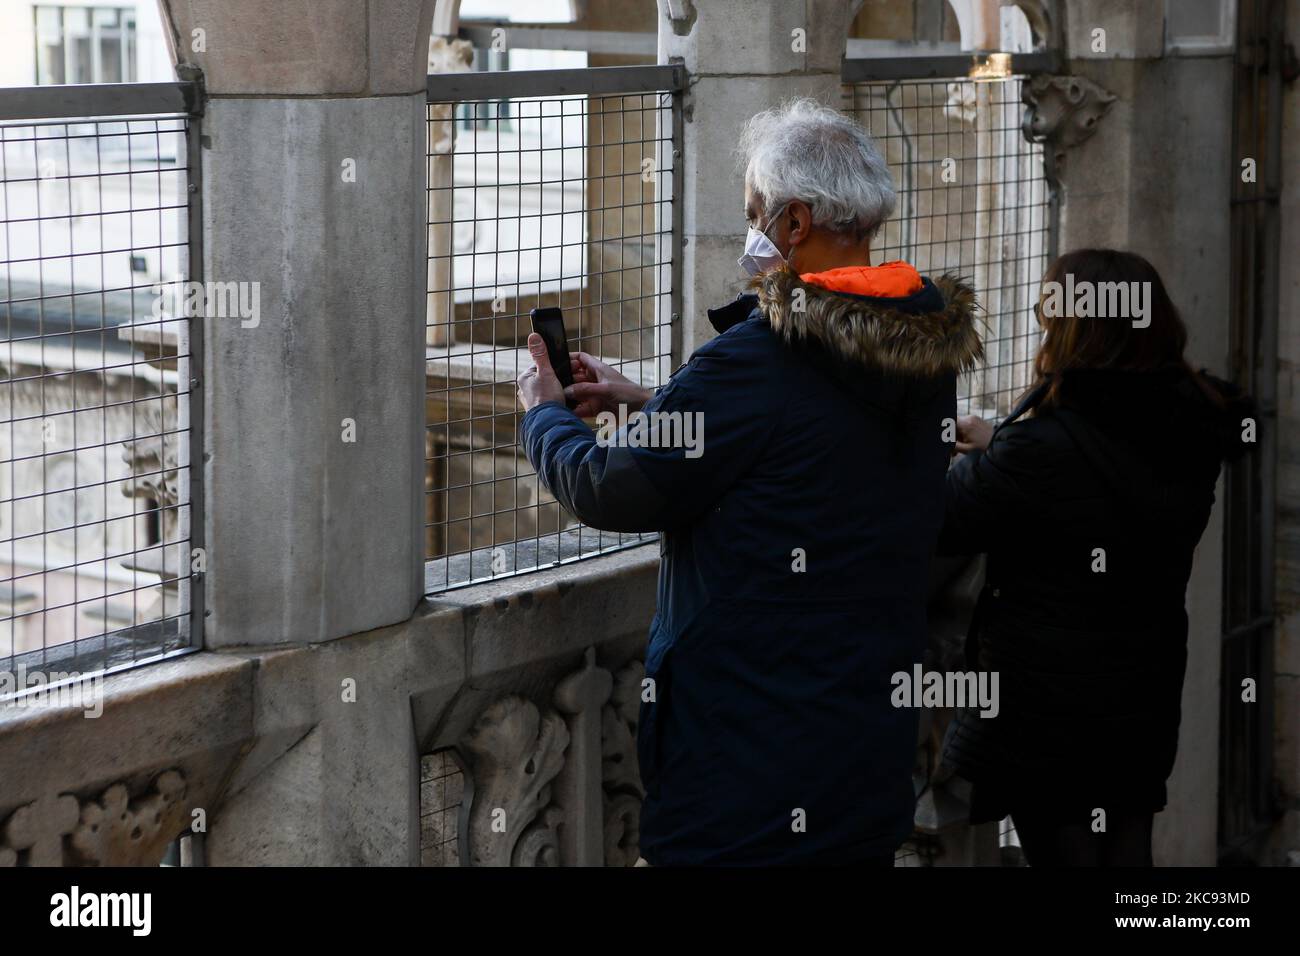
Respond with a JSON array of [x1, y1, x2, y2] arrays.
[[516, 304, 653, 416], [566, 353, 653, 418], [516, 333, 568, 412]]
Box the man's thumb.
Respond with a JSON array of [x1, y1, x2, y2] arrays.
[[526, 332, 552, 371]]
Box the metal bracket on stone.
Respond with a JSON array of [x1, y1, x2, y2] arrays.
[[174, 63, 206, 118]]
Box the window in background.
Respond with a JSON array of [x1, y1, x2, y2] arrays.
[[1165, 0, 1236, 55], [34, 5, 137, 85], [459, 0, 574, 22]]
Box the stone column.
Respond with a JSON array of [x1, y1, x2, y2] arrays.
[[657, 0, 858, 354], [1051, 0, 1233, 865], [156, 0, 438, 646]]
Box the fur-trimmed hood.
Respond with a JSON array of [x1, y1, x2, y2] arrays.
[[752, 266, 983, 378]]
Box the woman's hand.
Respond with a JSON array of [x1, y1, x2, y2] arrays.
[[954, 414, 994, 454], [565, 352, 653, 418]]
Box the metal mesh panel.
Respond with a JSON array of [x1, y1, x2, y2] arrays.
[[424, 80, 677, 594], [845, 75, 1052, 419], [0, 112, 196, 686], [419, 749, 465, 866]]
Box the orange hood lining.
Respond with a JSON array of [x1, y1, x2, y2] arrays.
[[798, 261, 924, 299]]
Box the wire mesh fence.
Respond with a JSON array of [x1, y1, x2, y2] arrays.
[[0, 103, 198, 688], [845, 74, 1052, 420], [424, 69, 679, 594], [419, 748, 465, 866]]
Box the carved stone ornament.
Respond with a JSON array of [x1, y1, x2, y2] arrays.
[[0, 770, 188, 866], [1021, 74, 1118, 170], [603, 660, 645, 867], [458, 652, 647, 867], [461, 695, 570, 867], [553, 647, 614, 865], [120, 400, 182, 543]]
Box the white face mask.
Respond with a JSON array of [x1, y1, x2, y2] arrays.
[[738, 203, 790, 276]]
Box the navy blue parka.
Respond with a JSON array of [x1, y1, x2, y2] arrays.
[[520, 265, 981, 864]]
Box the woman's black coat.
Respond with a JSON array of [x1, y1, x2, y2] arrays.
[[939, 366, 1251, 822]]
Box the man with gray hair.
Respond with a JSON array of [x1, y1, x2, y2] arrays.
[[516, 98, 981, 865]]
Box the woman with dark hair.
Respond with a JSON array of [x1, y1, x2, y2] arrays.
[[940, 248, 1253, 867]]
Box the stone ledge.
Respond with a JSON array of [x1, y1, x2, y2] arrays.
[[0, 543, 660, 864], [0, 650, 255, 834]]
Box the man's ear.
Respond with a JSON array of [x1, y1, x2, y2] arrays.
[[786, 199, 813, 246]]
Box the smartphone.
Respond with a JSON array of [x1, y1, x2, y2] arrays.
[[529, 307, 575, 390]]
